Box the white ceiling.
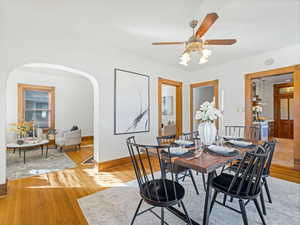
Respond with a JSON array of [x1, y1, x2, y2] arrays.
[[2, 0, 300, 71]]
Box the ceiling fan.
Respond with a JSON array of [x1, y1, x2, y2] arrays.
[[152, 13, 237, 66]]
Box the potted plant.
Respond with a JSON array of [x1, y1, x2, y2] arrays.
[[195, 101, 222, 146]]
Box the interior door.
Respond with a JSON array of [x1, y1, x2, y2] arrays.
[[274, 83, 294, 139], [158, 78, 182, 137], [190, 80, 219, 133]]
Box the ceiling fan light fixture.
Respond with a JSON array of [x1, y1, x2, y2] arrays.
[[152, 13, 237, 66]]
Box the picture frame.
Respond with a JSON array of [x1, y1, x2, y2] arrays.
[[114, 69, 150, 135]]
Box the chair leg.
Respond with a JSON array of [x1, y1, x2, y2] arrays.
[[223, 194, 227, 205], [130, 199, 143, 225], [161, 207, 164, 225], [230, 196, 234, 202], [189, 170, 199, 195], [263, 177, 272, 203], [254, 199, 267, 225], [239, 199, 249, 225], [201, 173, 207, 192], [182, 170, 188, 182], [180, 201, 192, 225], [175, 174, 180, 207], [260, 191, 267, 215], [210, 190, 218, 214]]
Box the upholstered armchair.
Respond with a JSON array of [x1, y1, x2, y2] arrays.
[[55, 129, 82, 152]]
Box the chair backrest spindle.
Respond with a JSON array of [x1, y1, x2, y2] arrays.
[[227, 145, 267, 196], [127, 136, 181, 204]]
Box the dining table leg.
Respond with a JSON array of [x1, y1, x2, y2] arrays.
[[46, 144, 49, 158], [23, 149, 26, 164], [202, 171, 216, 225]]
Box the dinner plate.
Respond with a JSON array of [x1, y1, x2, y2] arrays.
[[174, 140, 194, 147], [207, 145, 239, 157], [169, 147, 189, 155], [228, 140, 253, 147]]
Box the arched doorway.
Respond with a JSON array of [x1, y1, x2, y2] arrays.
[[6, 63, 100, 165]]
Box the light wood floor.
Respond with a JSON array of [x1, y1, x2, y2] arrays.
[[272, 138, 294, 168]]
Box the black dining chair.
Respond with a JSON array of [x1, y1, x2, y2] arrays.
[[181, 131, 199, 140], [156, 135, 200, 195], [224, 125, 260, 141], [126, 136, 192, 225], [209, 146, 268, 225], [226, 140, 277, 215]]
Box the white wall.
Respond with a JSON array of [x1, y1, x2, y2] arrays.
[[187, 44, 300, 127], [6, 69, 94, 138]]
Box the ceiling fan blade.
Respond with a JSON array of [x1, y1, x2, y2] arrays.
[[196, 13, 219, 38], [152, 42, 185, 45], [204, 39, 237, 45]]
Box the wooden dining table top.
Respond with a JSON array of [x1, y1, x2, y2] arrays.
[[148, 140, 259, 174]]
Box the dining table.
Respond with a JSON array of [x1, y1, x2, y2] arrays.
[[149, 139, 258, 225]]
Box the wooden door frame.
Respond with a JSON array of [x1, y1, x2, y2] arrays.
[[158, 77, 182, 137], [245, 64, 300, 170], [189, 80, 219, 133]]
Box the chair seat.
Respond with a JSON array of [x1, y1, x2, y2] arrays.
[[212, 173, 260, 198], [141, 179, 185, 206]]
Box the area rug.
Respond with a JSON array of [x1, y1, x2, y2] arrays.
[[78, 173, 300, 225], [7, 148, 76, 180]]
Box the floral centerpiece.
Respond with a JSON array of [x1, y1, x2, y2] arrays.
[[195, 101, 222, 145], [10, 121, 32, 139], [252, 105, 263, 121]]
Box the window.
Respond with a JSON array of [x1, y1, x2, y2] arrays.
[[18, 84, 55, 129]]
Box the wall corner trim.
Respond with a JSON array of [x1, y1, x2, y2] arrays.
[[0, 179, 8, 198]]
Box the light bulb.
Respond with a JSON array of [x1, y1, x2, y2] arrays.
[[199, 57, 208, 64], [202, 49, 212, 57], [180, 52, 190, 62], [179, 59, 188, 66]]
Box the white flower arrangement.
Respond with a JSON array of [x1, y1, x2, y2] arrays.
[[195, 101, 222, 123], [252, 105, 263, 113]]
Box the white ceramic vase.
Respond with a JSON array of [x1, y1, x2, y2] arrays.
[[198, 122, 217, 146]]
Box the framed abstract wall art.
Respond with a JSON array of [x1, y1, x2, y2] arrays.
[[114, 69, 150, 135]]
